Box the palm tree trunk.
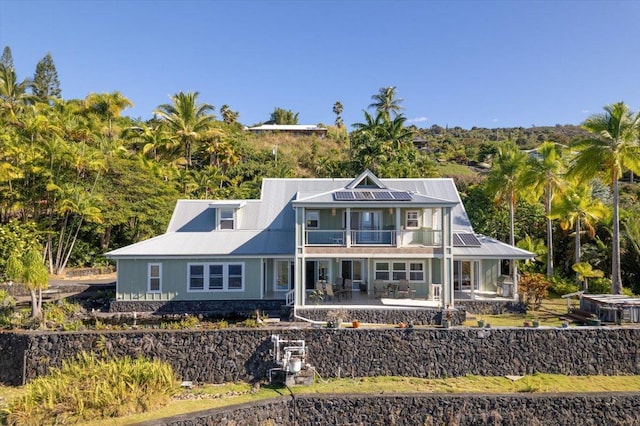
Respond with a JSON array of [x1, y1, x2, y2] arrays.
[[575, 221, 581, 285], [612, 177, 623, 294], [545, 188, 554, 277]]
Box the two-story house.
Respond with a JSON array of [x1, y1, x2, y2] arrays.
[[106, 170, 533, 317]]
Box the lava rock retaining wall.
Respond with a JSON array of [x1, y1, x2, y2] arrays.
[[1, 327, 639, 386], [136, 393, 640, 426]]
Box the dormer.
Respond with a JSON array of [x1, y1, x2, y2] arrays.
[[208, 201, 245, 230]]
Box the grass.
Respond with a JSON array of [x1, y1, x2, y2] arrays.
[[4, 374, 640, 425], [463, 296, 569, 328]]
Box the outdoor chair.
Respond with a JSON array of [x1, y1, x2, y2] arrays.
[[324, 284, 335, 301], [397, 279, 410, 298], [373, 279, 386, 298]]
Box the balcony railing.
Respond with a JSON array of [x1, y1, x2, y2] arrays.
[[304, 229, 442, 247]]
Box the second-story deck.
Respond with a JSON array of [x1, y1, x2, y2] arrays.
[[305, 229, 443, 247]]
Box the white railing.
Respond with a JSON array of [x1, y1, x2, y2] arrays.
[[305, 230, 345, 245], [350, 230, 396, 246], [398, 229, 442, 246], [285, 289, 295, 306]]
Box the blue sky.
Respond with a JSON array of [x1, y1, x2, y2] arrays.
[[1, 0, 639, 129]]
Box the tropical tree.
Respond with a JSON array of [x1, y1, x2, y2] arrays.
[[484, 141, 528, 247], [516, 234, 547, 273], [0, 66, 33, 121], [155, 91, 215, 168], [549, 179, 609, 279], [6, 247, 49, 319], [484, 141, 528, 282], [33, 52, 61, 102], [368, 86, 403, 120], [572, 262, 604, 293], [569, 102, 640, 294], [332, 101, 344, 128], [220, 104, 239, 125], [0, 46, 14, 70], [266, 107, 299, 125], [523, 141, 566, 276]]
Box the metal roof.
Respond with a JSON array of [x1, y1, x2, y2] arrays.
[[107, 174, 529, 259]]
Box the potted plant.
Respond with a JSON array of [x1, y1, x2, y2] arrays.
[[326, 309, 346, 328], [352, 320, 361, 328], [441, 305, 453, 328], [532, 320, 540, 328], [477, 318, 485, 328], [309, 290, 324, 305]]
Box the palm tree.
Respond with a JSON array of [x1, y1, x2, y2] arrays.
[[569, 102, 640, 294], [332, 101, 344, 128], [368, 86, 403, 120], [155, 92, 215, 168], [0, 66, 33, 121], [523, 142, 566, 277], [484, 141, 528, 247], [484, 141, 528, 282], [549, 179, 609, 279]]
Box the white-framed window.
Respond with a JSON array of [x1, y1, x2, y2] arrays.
[[392, 262, 407, 280], [375, 261, 426, 282], [148, 263, 162, 293], [208, 264, 224, 290], [306, 210, 319, 228], [188, 262, 245, 291], [275, 259, 293, 291], [406, 210, 420, 228], [375, 262, 390, 280], [219, 208, 235, 229], [409, 262, 425, 281], [189, 264, 205, 290]]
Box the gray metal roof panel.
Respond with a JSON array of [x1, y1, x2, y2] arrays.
[[453, 235, 534, 259]]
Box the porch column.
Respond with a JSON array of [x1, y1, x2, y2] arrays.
[[395, 207, 401, 248], [442, 206, 454, 308], [346, 207, 351, 248]]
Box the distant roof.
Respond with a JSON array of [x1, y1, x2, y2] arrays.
[[247, 124, 327, 132]]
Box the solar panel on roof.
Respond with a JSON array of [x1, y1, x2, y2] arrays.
[[373, 191, 394, 200], [453, 233, 481, 247], [391, 191, 412, 201], [334, 191, 355, 200]]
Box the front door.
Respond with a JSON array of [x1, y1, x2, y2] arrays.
[[305, 260, 330, 290], [352, 211, 382, 244]]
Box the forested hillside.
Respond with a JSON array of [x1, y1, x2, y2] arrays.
[[1, 46, 639, 295]]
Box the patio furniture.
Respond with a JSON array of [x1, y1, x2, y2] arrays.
[[397, 280, 410, 298], [387, 282, 398, 298], [373, 279, 386, 298], [324, 284, 335, 301]]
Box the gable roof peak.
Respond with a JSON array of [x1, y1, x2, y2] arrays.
[[346, 169, 387, 190]]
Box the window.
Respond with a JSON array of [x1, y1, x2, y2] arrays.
[[148, 263, 162, 293], [189, 262, 244, 291], [306, 210, 319, 228], [228, 264, 243, 290], [219, 208, 235, 229], [409, 262, 424, 281], [208, 265, 223, 290], [189, 264, 204, 290], [406, 210, 419, 228], [375, 262, 390, 280], [392, 262, 407, 280]]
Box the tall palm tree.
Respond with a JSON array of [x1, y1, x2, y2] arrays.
[[155, 92, 215, 168], [484, 141, 528, 282], [549, 179, 609, 279], [523, 142, 566, 277], [368, 86, 403, 120], [569, 102, 640, 294], [484, 141, 528, 247]]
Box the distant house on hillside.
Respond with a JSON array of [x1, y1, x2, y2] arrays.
[[247, 124, 327, 138]]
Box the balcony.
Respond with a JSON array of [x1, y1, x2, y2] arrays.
[[304, 229, 442, 247]]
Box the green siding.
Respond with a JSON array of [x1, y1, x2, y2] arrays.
[[116, 258, 262, 301]]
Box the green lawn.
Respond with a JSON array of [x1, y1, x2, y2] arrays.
[[463, 296, 570, 328]]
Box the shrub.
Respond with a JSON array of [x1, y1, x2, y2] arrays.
[[588, 277, 612, 294], [160, 314, 200, 329], [43, 299, 85, 330], [0, 289, 15, 328], [518, 272, 551, 310], [548, 275, 579, 296], [3, 352, 177, 425]]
